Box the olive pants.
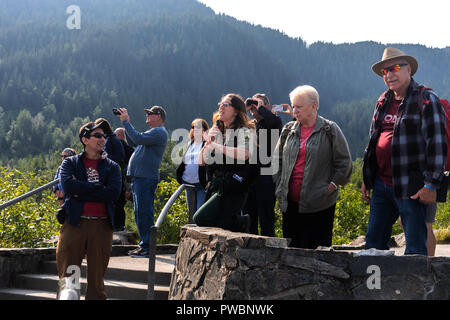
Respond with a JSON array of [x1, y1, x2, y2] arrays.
[[193, 177, 248, 232], [56, 219, 113, 300]]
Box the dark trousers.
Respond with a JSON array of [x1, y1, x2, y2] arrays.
[[113, 183, 126, 229], [193, 177, 247, 232], [282, 201, 336, 249], [243, 174, 276, 237]]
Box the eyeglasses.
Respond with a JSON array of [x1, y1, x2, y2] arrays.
[[90, 132, 107, 139], [218, 102, 232, 108], [380, 63, 408, 76]]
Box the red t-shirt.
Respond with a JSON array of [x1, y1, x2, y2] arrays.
[[288, 125, 315, 203], [376, 98, 402, 186], [82, 158, 107, 217]]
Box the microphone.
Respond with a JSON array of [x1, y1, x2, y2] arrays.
[[216, 119, 224, 133]]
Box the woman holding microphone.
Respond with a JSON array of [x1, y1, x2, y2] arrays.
[[193, 93, 258, 233]]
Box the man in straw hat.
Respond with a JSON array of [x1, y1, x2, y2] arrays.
[[361, 47, 447, 255]]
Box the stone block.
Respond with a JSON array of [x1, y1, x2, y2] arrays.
[[168, 226, 450, 300]]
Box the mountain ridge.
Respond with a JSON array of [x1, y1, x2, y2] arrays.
[[0, 0, 448, 160]]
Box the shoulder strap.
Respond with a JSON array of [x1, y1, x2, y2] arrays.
[[323, 122, 333, 146], [279, 122, 293, 150], [417, 85, 432, 113], [321, 118, 333, 146], [442, 99, 450, 122]]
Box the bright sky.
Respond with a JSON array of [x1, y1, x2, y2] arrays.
[[198, 0, 450, 49]]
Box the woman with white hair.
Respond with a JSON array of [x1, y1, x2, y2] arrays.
[[272, 85, 352, 249]]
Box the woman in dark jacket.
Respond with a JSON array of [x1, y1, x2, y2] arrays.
[[176, 118, 209, 223], [193, 93, 257, 233]]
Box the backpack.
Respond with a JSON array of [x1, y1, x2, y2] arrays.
[[440, 99, 450, 171], [418, 87, 450, 171]]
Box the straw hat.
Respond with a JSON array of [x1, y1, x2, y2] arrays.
[[372, 47, 418, 77]]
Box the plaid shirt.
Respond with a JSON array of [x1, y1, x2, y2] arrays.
[[367, 78, 447, 199]]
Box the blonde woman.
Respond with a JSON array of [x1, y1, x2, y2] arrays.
[[176, 118, 209, 222]]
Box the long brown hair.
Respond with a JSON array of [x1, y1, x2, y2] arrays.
[[221, 93, 255, 130]]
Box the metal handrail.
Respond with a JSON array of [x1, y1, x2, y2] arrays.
[[155, 183, 194, 229], [0, 179, 59, 211], [1, 177, 192, 300], [147, 183, 194, 300]]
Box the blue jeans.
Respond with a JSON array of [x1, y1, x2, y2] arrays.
[[184, 182, 207, 223], [131, 176, 159, 251], [365, 177, 428, 255]]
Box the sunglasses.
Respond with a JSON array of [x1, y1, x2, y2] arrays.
[[90, 132, 107, 139], [380, 63, 408, 76], [218, 102, 232, 108]]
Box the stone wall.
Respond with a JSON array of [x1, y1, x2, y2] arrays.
[[0, 248, 56, 287], [169, 225, 450, 300], [0, 245, 178, 289]]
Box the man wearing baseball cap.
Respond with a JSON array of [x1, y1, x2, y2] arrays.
[[361, 47, 447, 255], [57, 120, 122, 299], [116, 106, 168, 257]]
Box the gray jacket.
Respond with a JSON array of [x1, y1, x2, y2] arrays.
[[273, 116, 352, 213]]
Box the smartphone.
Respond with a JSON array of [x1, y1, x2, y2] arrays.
[[273, 105, 284, 112], [112, 108, 121, 115], [246, 99, 258, 107]]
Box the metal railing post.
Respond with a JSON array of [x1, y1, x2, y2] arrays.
[[146, 183, 194, 300], [147, 225, 158, 300], [0, 179, 60, 211]]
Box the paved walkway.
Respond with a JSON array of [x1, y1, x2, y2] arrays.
[[390, 244, 450, 257], [108, 254, 176, 273]]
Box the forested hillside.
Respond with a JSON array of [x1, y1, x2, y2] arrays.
[[0, 0, 449, 163]]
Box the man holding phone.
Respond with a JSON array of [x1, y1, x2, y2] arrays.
[[243, 93, 282, 236], [114, 106, 168, 257]]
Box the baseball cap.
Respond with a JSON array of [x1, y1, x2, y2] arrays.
[[144, 105, 166, 122], [78, 120, 110, 143]]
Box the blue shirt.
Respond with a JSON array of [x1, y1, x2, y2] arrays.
[[123, 120, 168, 179]]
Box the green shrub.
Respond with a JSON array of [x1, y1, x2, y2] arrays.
[[0, 167, 59, 248], [333, 183, 370, 245], [436, 227, 450, 244], [153, 177, 188, 244], [435, 199, 450, 230]]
